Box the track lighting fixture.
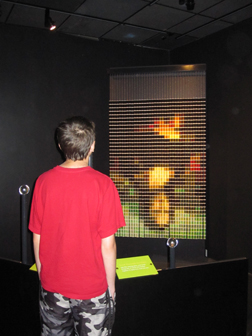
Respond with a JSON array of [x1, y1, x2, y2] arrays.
[[186, 0, 195, 10], [45, 8, 56, 31], [179, 0, 195, 11]]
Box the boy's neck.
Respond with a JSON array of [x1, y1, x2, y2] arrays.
[[60, 158, 89, 169]]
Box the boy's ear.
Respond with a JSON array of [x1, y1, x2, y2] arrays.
[[58, 144, 62, 150], [90, 141, 95, 154]]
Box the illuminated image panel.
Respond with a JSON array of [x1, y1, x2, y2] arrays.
[[109, 66, 206, 239]]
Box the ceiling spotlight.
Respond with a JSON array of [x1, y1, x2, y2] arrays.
[[186, 0, 195, 10], [45, 8, 56, 31], [179, 0, 195, 10]]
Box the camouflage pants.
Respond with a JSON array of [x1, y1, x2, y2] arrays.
[[39, 285, 115, 336]]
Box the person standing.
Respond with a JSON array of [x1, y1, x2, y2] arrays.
[[29, 116, 125, 336]]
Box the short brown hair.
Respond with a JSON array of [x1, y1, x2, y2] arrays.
[[56, 116, 95, 161]]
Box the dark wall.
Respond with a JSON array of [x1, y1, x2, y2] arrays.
[[171, 18, 252, 272], [0, 24, 169, 264], [4, 18, 251, 270]]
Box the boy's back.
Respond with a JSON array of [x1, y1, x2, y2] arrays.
[[29, 116, 125, 336]]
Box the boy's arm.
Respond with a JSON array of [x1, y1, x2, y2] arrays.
[[33, 233, 41, 279], [101, 234, 117, 300]]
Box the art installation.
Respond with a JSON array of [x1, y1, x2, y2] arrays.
[[109, 65, 206, 239]]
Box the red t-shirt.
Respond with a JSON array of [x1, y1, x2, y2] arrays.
[[29, 166, 125, 300]]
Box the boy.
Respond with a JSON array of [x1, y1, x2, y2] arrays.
[[29, 116, 125, 336]]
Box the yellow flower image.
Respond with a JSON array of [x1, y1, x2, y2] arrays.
[[149, 166, 174, 189], [150, 192, 169, 228], [153, 116, 180, 139]]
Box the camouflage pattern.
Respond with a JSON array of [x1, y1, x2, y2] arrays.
[[39, 285, 115, 336]]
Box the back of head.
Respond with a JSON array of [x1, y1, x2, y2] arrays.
[[56, 116, 95, 161]]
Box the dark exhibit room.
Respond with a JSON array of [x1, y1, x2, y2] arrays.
[[1, 0, 252, 335]]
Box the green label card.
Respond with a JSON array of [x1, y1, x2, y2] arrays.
[[30, 263, 37, 272], [116, 255, 158, 279]]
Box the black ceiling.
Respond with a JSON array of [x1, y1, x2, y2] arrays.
[[1, 0, 252, 50]]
